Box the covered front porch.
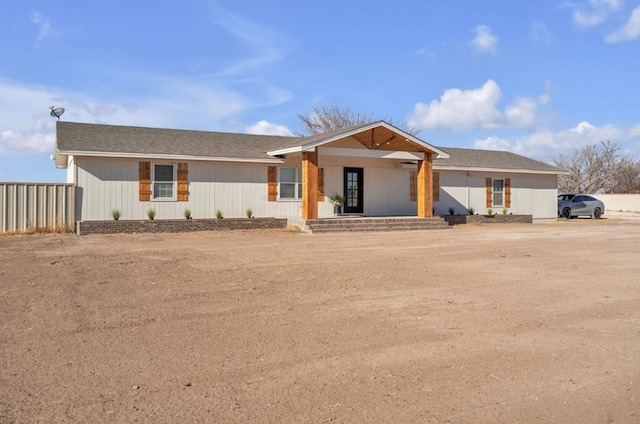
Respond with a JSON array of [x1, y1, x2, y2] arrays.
[[268, 121, 449, 220]]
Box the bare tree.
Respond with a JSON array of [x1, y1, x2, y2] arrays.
[[297, 104, 418, 136], [551, 140, 633, 193], [610, 157, 640, 193]]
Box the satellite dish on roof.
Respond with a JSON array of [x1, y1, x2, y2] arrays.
[[49, 106, 65, 120]]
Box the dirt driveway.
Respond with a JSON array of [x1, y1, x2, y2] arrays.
[[1, 219, 639, 423]]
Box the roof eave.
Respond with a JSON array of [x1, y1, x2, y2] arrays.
[[434, 165, 569, 175], [58, 150, 284, 164]]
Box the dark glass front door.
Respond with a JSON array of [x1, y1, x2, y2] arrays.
[[344, 168, 364, 214]]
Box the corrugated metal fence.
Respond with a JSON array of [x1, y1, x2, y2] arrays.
[[1, 183, 75, 233]]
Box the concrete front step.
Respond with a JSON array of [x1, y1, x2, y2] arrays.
[[301, 217, 451, 233]]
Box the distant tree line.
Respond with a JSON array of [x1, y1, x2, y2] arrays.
[[550, 141, 640, 194]]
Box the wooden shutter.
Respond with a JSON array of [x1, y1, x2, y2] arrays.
[[409, 171, 417, 202], [177, 162, 189, 201], [433, 171, 440, 202], [267, 166, 278, 201], [485, 177, 492, 208], [317, 168, 324, 201], [139, 161, 151, 201], [505, 178, 511, 208]]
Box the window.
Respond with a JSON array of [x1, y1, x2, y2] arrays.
[[153, 163, 175, 199], [492, 179, 504, 206], [279, 168, 302, 199]]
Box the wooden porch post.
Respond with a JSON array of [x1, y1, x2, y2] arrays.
[[417, 153, 433, 218], [302, 150, 318, 220]]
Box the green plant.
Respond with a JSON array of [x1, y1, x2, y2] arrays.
[[215, 209, 223, 219], [184, 208, 192, 220], [147, 208, 156, 220], [467, 207, 475, 215], [502, 207, 508, 215], [245, 208, 254, 219], [487, 208, 493, 215], [448, 206, 455, 216], [329, 194, 344, 207], [111, 209, 121, 221]]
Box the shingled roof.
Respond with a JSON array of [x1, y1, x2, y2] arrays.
[[56, 121, 564, 174], [434, 147, 562, 174], [56, 121, 303, 161]]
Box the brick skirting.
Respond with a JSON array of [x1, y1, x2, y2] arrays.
[[442, 214, 533, 225], [76, 218, 288, 236]]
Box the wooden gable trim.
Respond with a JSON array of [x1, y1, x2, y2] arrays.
[[139, 161, 151, 201]]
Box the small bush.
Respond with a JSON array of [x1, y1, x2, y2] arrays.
[[448, 206, 455, 216], [487, 208, 493, 215], [215, 209, 223, 219], [147, 208, 156, 220], [245, 208, 254, 219], [111, 209, 121, 221], [184, 208, 192, 220], [502, 207, 508, 215], [467, 207, 474, 215]]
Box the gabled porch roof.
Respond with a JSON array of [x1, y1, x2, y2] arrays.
[[267, 121, 449, 159]]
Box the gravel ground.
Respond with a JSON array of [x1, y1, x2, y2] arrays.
[[1, 219, 639, 423]]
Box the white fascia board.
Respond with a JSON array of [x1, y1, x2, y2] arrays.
[[434, 165, 569, 175], [267, 146, 303, 156], [57, 150, 284, 164], [319, 147, 425, 160]]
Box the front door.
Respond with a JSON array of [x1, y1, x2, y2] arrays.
[[344, 167, 364, 214]]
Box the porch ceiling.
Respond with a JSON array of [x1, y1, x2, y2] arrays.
[[350, 126, 429, 153]]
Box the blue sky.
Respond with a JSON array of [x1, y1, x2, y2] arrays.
[[1, 0, 640, 182]]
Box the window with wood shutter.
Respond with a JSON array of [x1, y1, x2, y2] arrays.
[[486, 177, 492, 208], [505, 178, 511, 208], [409, 171, 417, 202], [139, 161, 151, 201], [267, 166, 277, 201], [433, 171, 440, 202], [317, 168, 324, 201], [177, 162, 188, 201]]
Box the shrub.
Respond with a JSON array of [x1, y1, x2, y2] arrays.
[[184, 208, 192, 220], [111, 209, 121, 221], [215, 209, 223, 219], [467, 207, 474, 215], [487, 208, 493, 215], [502, 207, 508, 215], [448, 206, 455, 216], [245, 208, 254, 219], [147, 208, 156, 220]]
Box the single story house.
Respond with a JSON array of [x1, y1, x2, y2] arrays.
[[54, 121, 564, 222]]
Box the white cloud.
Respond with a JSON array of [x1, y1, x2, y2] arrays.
[[473, 121, 640, 158], [30, 11, 59, 40], [245, 120, 294, 136], [0, 74, 292, 154], [572, 0, 624, 28], [409, 80, 548, 132], [471, 25, 498, 55], [605, 5, 640, 42], [531, 20, 554, 44], [207, 3, 288, 77]]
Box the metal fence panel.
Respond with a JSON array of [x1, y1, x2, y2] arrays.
[[1, 183, 75, 233]]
